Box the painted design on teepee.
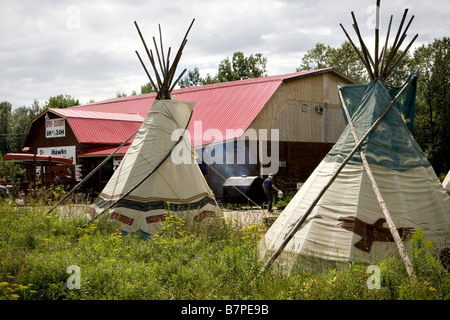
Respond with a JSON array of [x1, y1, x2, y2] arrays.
[[338, 216, 415, 253], [328, 75, 426, 171]]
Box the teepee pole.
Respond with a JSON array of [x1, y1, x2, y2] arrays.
[[379, 15, 393, 77], [338, 90, 416, 278], [260, 75, 416, 273], [374, 0, 380, 78], [47, 127, 140, 214]]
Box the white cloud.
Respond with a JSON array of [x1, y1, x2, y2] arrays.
[[0, 0, 448, 108]]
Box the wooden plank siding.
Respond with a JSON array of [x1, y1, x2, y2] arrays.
[[247, 72, 348, 143], [24, 113, 80, 156]]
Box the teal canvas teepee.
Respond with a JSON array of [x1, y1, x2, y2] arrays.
[[259, 3, 450, 273], [259, 72, 450, 269]]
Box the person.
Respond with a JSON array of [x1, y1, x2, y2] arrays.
[[263, 173, 279, 212]]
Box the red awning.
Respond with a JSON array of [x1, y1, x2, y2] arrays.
[[3, 153, 73, 165], [78, 145, 130, 157]]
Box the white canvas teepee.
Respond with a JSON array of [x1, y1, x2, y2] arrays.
[[259, 3, 450, 272], [91, 19, 221, 236], [93, 99, 221, 236]]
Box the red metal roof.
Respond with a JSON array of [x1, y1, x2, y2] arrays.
[[49, 109, 143, 144], [46, 68, 349, 151], [78, 144, 131, 157]]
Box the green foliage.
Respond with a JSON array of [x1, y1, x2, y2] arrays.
[[179, 52, 268, 88], [0, 95, 75, 155], [217, 52, 268, 82], [0, 204, 448, 300], [274, 191, 295, 208], [299, 38, 450, 176], [412, 37, 450, 175], [44, 94, 79, 109], [0, 153, 18, 182], [140, 82, 155, 94], [297, 41, 412, 86], [178, 67, 204, 88], [297, 42, 368, 83]]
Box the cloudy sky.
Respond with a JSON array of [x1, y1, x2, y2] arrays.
[[1, 0, 449, 109]]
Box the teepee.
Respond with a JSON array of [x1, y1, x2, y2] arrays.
[[92, 19, 221, 236], [259, 2, 450, 274]]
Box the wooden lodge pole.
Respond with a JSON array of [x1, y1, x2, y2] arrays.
[[47, 127, 140, 214]]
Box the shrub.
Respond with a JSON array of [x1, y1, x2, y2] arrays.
[[0, 204, 449, 300]]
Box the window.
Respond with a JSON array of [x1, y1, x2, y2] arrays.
[[302, 104, 307, 112]]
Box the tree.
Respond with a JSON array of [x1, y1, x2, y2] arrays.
[[44, 94, 79, 109], [297, 41, 412, 86], [298, 39, 449, 176], [0, 101, 12, 155], [297, 42, 367, 83], [297, 43, 331, 71], [116, 92, 127, 98], [29, 99, 42, 117], [202, 73, 219, 85], [179, 52, 268, 88], [179, 67, 204, 88], [140, 82, 155, 94], [327, 42, 368, 84], [10, 106, 34, 152], [217, 52, 267, 82], [0, 100, 41, 154], [412, 37, 450, 175]]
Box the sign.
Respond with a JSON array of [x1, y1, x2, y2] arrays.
[[113, 156, 124, 166], [75, 165, 82, 182], [37, 146, 76, 164], [46, 118, 66, 138], [113, 156, 124, 170]]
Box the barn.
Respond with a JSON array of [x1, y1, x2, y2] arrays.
[[18, 67, 355, 200]]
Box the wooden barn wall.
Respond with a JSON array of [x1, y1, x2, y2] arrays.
[[247, 72, 348, 143], [23, 115, 80, 156], [275, 141, 334, 182]]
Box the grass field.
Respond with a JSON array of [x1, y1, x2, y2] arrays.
[[0, 201, 449, 300]]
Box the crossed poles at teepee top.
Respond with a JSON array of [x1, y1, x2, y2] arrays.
[[261, 75, 417, 277]]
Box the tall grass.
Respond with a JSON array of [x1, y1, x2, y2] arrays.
[[0, 202, 448, 300]]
